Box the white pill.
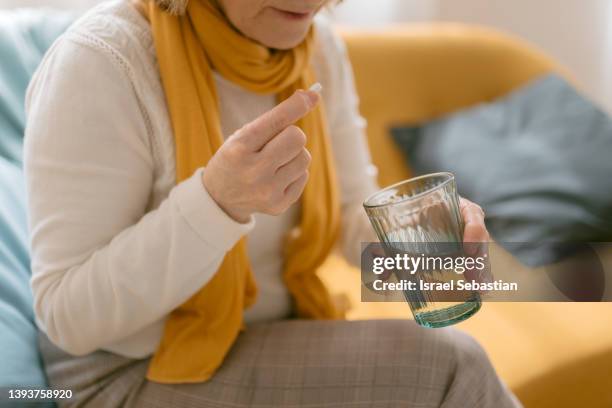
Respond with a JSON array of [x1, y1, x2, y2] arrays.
[[309, 82, 323, 94]]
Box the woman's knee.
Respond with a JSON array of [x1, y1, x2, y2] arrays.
[[370, 320, 493, 373], [434, 329, 520, 406], [433, 327, 495, 374], [381, 321, 496, 379]]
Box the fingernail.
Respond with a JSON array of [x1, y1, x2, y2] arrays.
[[300, 89, 319, 109], [302, 83, 323, 108]]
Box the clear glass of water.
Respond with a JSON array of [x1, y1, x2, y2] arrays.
[[363, 172, 481, 328]]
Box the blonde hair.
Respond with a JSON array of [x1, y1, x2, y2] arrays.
[[155, 0, 189, 15]]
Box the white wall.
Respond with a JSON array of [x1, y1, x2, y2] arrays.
[[333, 0, 438, 26], [436, 0, 612, 112]]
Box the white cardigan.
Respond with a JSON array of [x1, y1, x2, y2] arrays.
[[24, 0, 379, 358]]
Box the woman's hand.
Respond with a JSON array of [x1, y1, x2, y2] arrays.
[[460, 197, 490, 254], [460, 198, 493, 290], [202, 89, 320, 223]]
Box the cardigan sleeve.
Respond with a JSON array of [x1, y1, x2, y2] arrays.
[[24, 35, 253, 356]]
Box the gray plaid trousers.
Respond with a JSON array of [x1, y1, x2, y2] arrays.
[[39, 319, 522, 407]]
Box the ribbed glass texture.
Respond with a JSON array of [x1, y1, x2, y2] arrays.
[[364, 173, 481, 327]]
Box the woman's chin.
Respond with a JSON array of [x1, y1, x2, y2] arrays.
[[252, 14, 313, 49]]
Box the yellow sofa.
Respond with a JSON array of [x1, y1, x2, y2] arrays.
[[325, 24, 612, 408]]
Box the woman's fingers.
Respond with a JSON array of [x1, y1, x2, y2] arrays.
[[276, 148, 311, 188], [261, 125, 307, 168], [237, 89, 320, 151], [284, 171, 309, 205], [460, 198, 494, 288], [460, 198, 490, 254]]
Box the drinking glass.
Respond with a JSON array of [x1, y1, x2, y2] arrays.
[[363, 172, 481, 328]]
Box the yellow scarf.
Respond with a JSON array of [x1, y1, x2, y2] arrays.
[[143, 0, 342, 383]]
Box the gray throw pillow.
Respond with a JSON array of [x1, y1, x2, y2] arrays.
[[392, 74, 612, 266]]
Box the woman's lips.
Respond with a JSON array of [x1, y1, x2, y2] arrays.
[[271, 8, 314, 21]]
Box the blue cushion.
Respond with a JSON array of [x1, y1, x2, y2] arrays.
[[0, 8, 73, 397], [0, 158, 44, 386], [0, 9, 74, 165]]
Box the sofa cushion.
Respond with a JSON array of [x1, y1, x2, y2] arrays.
[[0, 9, 74, 165], [0, 158, 46, 389], [0, 8, 73, 395], [392, 74, 612, 266]]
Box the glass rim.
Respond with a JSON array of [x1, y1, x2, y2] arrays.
[[363, 172, 456, 210]]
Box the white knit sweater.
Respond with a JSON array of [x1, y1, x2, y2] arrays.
[[24, 0, 378, 358]]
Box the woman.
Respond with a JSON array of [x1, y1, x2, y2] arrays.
[[24, 0, 520, 406]]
